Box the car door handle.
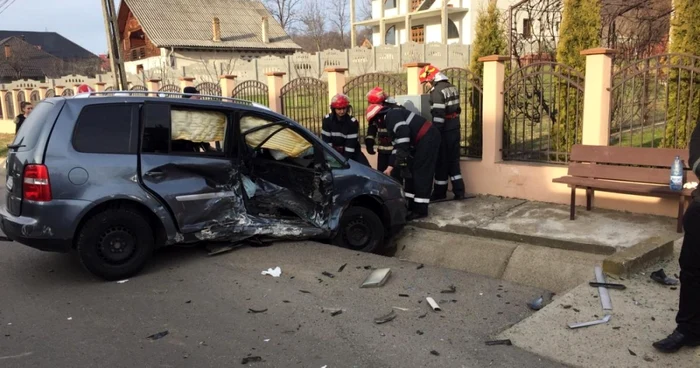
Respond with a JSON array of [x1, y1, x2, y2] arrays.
[[144, 171, 165, 178]]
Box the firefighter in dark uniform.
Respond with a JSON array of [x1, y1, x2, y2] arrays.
[[364, 87, 401, 181], [366, 101, 441, 220], [653, 121, 700, 354], [322, 94, 370, 166], [419, 65, 466, 201]]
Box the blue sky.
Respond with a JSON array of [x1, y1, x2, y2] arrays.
[[0, 0, 107, 54]]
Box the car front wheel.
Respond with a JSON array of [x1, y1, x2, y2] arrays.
[[75, 206, 155, 281], [333, 206, 385, 253]]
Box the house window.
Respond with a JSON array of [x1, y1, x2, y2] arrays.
[[411, 25, 425, 44], [448, 19, 459, 40], [385, 26, 396, 45], [384, 0, 396, 9], [523, 18, 532, 40]]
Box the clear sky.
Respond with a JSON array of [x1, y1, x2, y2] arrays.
[[0, 0, 107, 55]]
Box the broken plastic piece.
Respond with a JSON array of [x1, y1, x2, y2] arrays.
[[416, 264, 424, 270], [241, 175, 257, 198], [322, 271, 335, 278], [146, 331, 169, 340], [650, 269, 679, 286], [527, 296, 544, 311], [595, 266, 613, 311], [261, 267, 282, 277], [361, 268, 391, 288], [485, 339, 513, 346], [248, 308, 268, 314], [399, 293, 409, 297], [374, 310, 397, 324], [426, 297, 441, 311], [337, 263, 347, 272], [589, 282, 626, 290], [393, 307, 410, 311], [330, 310, 343, 317], [567, 314, 612, 329], [299, 290, 311, 294], [440, 285, 456, 294], [241, 356, 263, 364], [116, 279, 129, 284], [430, 350, 440, 356]]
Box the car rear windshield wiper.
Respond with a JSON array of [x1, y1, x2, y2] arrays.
[[7, 143, 25, 150]]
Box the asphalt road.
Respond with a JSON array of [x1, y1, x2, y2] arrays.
[[0, 236, 570, 368]]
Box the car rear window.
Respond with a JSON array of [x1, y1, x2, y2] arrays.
[[72, 104, 137, 154], [11, 100, 55, 152]]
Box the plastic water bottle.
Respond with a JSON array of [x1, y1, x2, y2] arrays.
[[670, 156, 683, 191]]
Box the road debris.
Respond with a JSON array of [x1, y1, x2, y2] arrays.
[[261, 267, 282, 277], [485, 339, 513, 346], [207, 243, 242, 256], [561, 304, 572, 309], [361, 268, 391, 288], [589, 282, 626, 290], [337, 263, 347, 272], [241, 356, 263, 364], [417, 264, 424, 270], [426, 297, 441, 312], [146, 331, 169, 340], [374, 310, 397, 324], [527, 296, 544, 311], [322, 271, 335, 278], [67, 317, 72, 321], [418, 312, 428, 318], [185, 300, 192, 304], [416, 330, 424, 335], [440, 285, 456, 294], [248, 308, 268, 314], [399, 293, 409, 297], [627, 348, 637, 356], [567, 314, 612, 329], [330, 310, 343, 317], [299, 290, 311, 294], [116, 279, 129, 284], [650, 269, 679, 286], [595, 266, 613, 311], [392, 307, 410, 311], [643, 353, 656, 362], [430, 350, 440, 356]]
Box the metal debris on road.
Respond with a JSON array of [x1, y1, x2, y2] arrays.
[[650, 269, 679, 286], [241, 356, 263, 364], [261, 267, 282, 277], [337, 263, 347, 272], [146, 331, 169, 340], [527, 296, 544, 311], [248, 308, 268, 314], [399, 293, 409, 297], [361, 268, 391, 288], [374, 310, 397, 324], [322, 271, 335, 278], [589, 282, 626, 290], [567, 314, 612, 329], [440, 285, 456, 294], [426, 297, 441, 312], [485, 339, 513, 346], [595, 267, 613, 311]]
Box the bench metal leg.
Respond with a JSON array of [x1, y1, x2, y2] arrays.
[[586, 188, 594, 211], [677, 196, 686, 233], [570, 186, 576, 220]]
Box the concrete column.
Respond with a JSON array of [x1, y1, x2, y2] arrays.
[[11, 89, 21, 108], [95, 82, 107, 92], [0, 90, 9, 119], [179, 77, 195, 91], [350, 0, 356, 47], [147, 79, 161, 93], [405, 15, 411, 41], [404, 62, 430, 95], [325, 68, 348, 101], [23, 88, 33, 102], [219, 75, 237, 98], [379, 1, 385, 46], [55, 86, 65, 96], [581, 48, 615, 146], [479, 55, 509, 164], [73, 84, 82, 94], [441, 0, 449, 44], [38, 86, 48, 100], [266, 72, 286, 114]]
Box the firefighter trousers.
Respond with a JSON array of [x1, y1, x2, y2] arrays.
[[676, 199, 700, 339], [377, 151, 403, 183], [432, 120, 465, 198], [402, 126, 441, 216]]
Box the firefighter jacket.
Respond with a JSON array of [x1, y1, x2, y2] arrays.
[[691, 117, 700, 199], [365, 115, 393, 154], [384, 106, 430, 168], [321, 113, 360, 160], [429, 77, 461, 131]]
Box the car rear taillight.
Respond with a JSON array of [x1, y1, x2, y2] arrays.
[[23, 164, 52, 202]]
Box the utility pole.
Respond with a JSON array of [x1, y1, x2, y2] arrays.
[[101, 0, 128, 90]]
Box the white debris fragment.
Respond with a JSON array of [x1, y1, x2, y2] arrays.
[[116, 279, 129, 284], [264, 339, 270, 342], [684, 181, 698, 189], [67, 317, 72, 321], [261, 266, 282, 277]]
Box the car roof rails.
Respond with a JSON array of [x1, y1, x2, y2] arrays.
[[72, 90, 272, 111]]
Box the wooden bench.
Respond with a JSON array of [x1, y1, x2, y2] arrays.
[[553, 145, 698, 233]]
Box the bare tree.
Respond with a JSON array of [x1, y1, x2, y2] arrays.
[[300, 0, 327, 52], [264, 0, 303, 33], [358, 0, 373, 21], [327, 0, 349, 45], [196, 54, 241, 83]]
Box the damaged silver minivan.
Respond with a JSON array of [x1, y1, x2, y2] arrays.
[[1, 92, 407, 280]]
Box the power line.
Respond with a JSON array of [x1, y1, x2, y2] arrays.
[[0, 0, 18, 16]]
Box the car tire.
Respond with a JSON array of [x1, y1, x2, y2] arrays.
[[333, 206, 385, 253], [76, 206, 155, 281]]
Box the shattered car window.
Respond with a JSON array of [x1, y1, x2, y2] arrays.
[[241, 115, 313, 159]]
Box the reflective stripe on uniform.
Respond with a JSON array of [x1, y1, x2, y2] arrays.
[[393, 121, 408, 132], [345, 147, 356, 152], [446, 100, 460, 106], [405, 193, 415, 198], [434, 180, 448, 185], [365, 136, 375, 141], [406, 112, 415, 124], [433, 117, 445, 123], [378, 128, 388, 133], [395, 137, 410, 144], [345, 133, 358, 139], [377, 145, 393, 150], [414, 197, 430, 204], [450, 175, 463, 181], [432, 103, 446, 109], [321, 130, 331, 136], [391, 149, 397, 154]]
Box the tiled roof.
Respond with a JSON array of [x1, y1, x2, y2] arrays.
[[120, 0, 302, 51], [0, 36, 59, 79], [0, 30, 98, 61]]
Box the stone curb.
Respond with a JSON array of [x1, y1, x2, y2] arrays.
[[602, 235, 676, 276]]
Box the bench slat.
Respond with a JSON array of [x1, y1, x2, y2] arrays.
[[571, 145, 690, 167], [568, 163, 675, 185], [553, 176, 695, 197]]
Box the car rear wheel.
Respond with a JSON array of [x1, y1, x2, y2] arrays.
[[333, 206, 384, 253], [76, 207, 155, 281]]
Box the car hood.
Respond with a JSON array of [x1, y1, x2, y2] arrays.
[[332, 159, 405, 201]]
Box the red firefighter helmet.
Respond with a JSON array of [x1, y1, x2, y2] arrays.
[[418, 65, 440, 84], [366, 86, 388, 104], [366, 103, 386, 122], [330, 93, 350, 109], [76, 84, 95, 94]]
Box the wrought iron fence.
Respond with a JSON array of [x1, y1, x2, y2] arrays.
[[610, 53, 700, 149], [440, 67, 483, 158], [45, 89, 55, 98], [129, 85, 148, 96], [195, 82, 222, 100], [503, 62, 585, 163], [232, 80, 269, 106], [159, 84, 181, 93], [280, 78, 329, 135], [30, 90, 40, 103], [4, 92, 14, 117], [342, 73, 407, 138], [62, 88, 74, 97], [17, 90, 25, 106]]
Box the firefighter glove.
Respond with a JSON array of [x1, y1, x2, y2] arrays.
[[364, 137, 376, 155]]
